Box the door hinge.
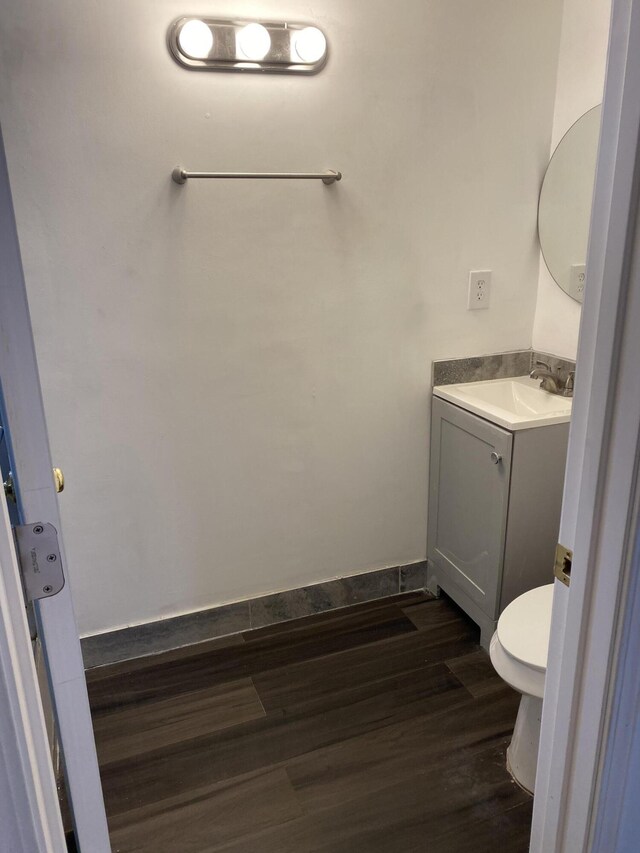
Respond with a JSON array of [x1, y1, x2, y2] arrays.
[[3, 472, 16, 503], [554, 542, 573, 587], [14, 522, 65, 603]]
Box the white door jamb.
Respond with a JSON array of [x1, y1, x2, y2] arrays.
[[0, 124, 111, 850]]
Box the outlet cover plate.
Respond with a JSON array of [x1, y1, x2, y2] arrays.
[[569, 264, 586, 303], [468, 270, 491, 310]]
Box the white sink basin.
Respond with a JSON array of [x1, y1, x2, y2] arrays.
[[433, 375, 572, 430]]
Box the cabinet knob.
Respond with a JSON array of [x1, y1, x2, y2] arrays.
[[490, 451, 502, 465]]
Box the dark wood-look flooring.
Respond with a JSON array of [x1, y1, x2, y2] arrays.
[[86, 593, 532, 852]]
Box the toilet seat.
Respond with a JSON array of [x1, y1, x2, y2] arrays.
[[490, 584, 555, 700], [497, 584, 555, 672], [490, 632, 546, 698]]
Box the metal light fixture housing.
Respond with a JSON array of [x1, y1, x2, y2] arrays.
[[168, 18, 329, 74]]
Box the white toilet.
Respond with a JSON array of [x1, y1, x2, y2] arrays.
[[490, 583, 555, 794]]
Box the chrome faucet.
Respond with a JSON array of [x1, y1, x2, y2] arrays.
[[529, 360, 575, 397]]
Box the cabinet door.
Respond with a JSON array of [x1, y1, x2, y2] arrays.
[[428, 397, 513, 618]]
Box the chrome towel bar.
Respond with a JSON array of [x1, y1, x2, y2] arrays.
[[171, 167, 342, 185]]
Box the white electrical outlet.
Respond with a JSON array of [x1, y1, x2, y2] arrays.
[[569, 264, 586, 302], [468, 270, 491, 310]]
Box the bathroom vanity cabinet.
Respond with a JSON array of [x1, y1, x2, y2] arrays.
[[427, 396, 569, 648]]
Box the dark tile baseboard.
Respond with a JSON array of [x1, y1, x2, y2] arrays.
[[81, 561, 428, 669], [432, 349, 576, 387]]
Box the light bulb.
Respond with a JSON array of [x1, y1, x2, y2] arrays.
[[293, 27, 327, 63], [237, 23, 271, 61], [178, 20, 214, 59]]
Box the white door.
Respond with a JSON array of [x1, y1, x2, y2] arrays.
[[531, 0, 640, 850], [0, 127, 111, 850]]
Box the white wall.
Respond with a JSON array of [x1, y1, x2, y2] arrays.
[[532, 0, 612, 359], [0, 0, 562, 636]]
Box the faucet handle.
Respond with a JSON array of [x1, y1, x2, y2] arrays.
[[563, 371, 575, 397], [535, 359, 551, 371]]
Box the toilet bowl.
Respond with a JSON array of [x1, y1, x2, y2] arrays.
[[489, 583, 554, 794]]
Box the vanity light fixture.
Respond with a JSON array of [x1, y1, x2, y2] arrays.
[[168, 17, 328, 73]]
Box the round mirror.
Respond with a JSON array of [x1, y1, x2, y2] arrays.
[[538, 105, 601, 304]]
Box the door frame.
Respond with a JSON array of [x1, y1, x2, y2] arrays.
[[0, 473, 66, 851], [0, 127, 111, 850], [531, 0, 640, 849]]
